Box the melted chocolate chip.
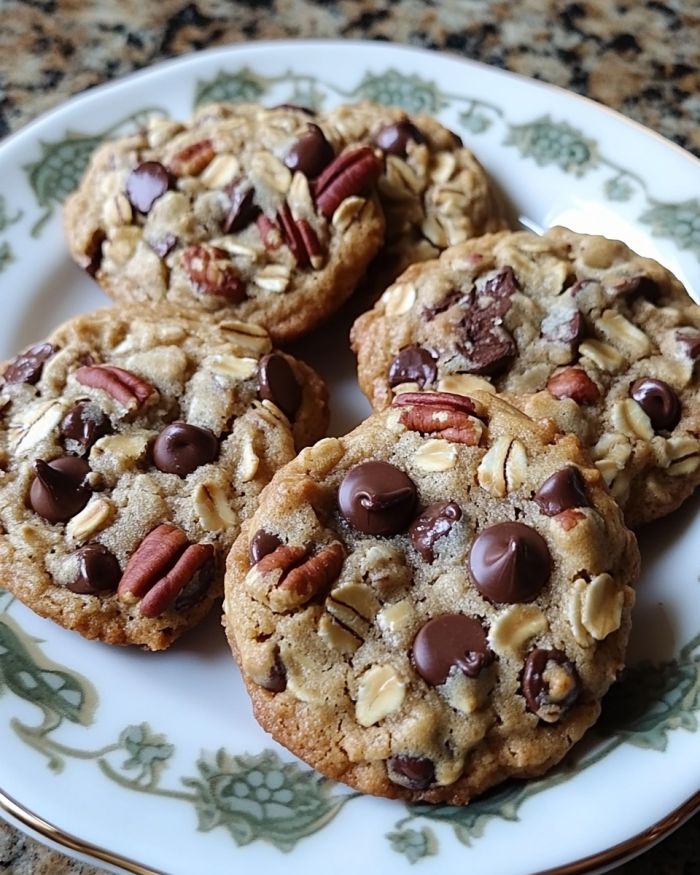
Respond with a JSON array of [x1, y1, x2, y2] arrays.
[[258, 354, 302, 420], [60, 400, 112, 452], [409, 501, 462, 562], [261, 646, 287, 693], [534, 467, 589, 517], [386, 755, 435, 791], [469, 522, 551, 604], [284, 124, 334, 178], [456, 267, 518, 376], [388, 346, 437, 388], [413, 614, 492, 686], [338, 461, 417, 536], [422, 289, 466, 322], [125, 161, 172, 213], [250, 529, 282, 564], [613, 275, 661, 302], [374, 120, 425, 157], [152, 422, 219, 476], [223, 179, 258, 233], [540, 309, 584, 347], [67, 543, 121, 594], [675, 327, 700, 360], [81, 229, 106, 277], [172, 555, 215, 610], [29, 456, 91, 523], [630, 377, 681, 432], [522, 648, 579, 721], [3, 343, 56, 385]]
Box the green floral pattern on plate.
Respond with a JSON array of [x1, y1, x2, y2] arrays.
[[0, 195, 22, 273]]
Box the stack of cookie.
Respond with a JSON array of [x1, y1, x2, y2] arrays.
[[2, 100, 699, 804]]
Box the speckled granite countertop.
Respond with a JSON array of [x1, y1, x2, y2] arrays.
[[0, 1, 699, 873]]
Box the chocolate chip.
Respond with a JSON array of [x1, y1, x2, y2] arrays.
[[223, 179, 258, 234], [250, 529, 282, 564], [60, 400, 112, 452], [388, 346, 437, 388], [152, 422, 219, 476], [3, 343, 56, 385], [386, 755, 435, 791], [630, 377, 681, 432], [522, 648, 579, 721], [29, 456, 91, 523], [540, 309, 584, 347], [612, 275, 661, 302], [675, 327, 700, 360], [81, 229, 106, 277], [409, 501, 462, 562], [412, 614, 492, 685], [374, 120, 425, 157], [469, 522, 551, 604], [261, 647, 287, 693], [148, 233, 179, 258], [534, 467, 589, 517], [67, 543, 121, 594], [422, 289, 466, 322], [258, 354, 302, 420], [457, 267, 518, 376], [284, 124, 334, 178], [125, 161, 172, 213], [338, 461, 417, 536], [172, 555, 215, 610]]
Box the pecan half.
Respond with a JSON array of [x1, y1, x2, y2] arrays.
[[547, 368, 600, 405], [118, 523, 214, 617], [256, 544, 308, 574], [75, 364, 155, 409], [168, 138, 215, 176], [272, 543, 345, 613], [256, 214, 283, 251], [313, 146, 382, 219], [394, 392, 483, 445], [276, 203, 324, 268], [182, 245, 246, 301]]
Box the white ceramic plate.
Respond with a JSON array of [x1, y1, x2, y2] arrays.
[[0, 40, 699, 875]]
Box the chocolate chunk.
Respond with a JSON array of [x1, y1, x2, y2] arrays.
[[388, 346, 437, 388], [3, 343, 56, 385], [409, 501, 462, 562], [148, 233, 178, 258], [261, 647, 287, 693], [456, 267, 518, 376], [338, 461, 417, 536], [60, 400, 112, 452], [284, 124, 334, 178], [153, 422, 218, 476], [258, 354, 302, 420], [534, 467, 589, 517], [250, 529, 282, 564], [125, 161, 172, 214], [386, 755, 435, 791], [612, 275, 661, 302], [29, 456, 91, 523], [675, 327, 700, 360], [412, 614, 492, 685], [223, 179, 258, 234], [630, 377, 681, 432], [374, 120, 425, 157], [469, 522, 551, 604], [522, 648, 579, 721], [422, 289, 466, 321], [172, 554, 215, 610], [540, 309, 584, 347], [80, 228, 106, 277], [67, 543, 121, 594]]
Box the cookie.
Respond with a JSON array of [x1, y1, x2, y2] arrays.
[[322, 102, 507, 282], [0, 307, 328, 650], [352, 227, 700, 526], [64, 104, 386, 343], [224, 390, 638, 804]]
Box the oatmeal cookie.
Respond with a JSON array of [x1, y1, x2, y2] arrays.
[[224, 390, 638, 803]]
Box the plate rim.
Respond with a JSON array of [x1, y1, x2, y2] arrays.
[[0, 37, 699, 875]]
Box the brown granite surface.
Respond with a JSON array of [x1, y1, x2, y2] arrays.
[[0, 1, 699, 873]]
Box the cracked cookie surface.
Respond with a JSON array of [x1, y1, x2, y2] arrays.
[[0, 307, 328, 650], [224, 391, 638, 803], [63, 101, 506, 342], [352, 227, 700, 526]]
